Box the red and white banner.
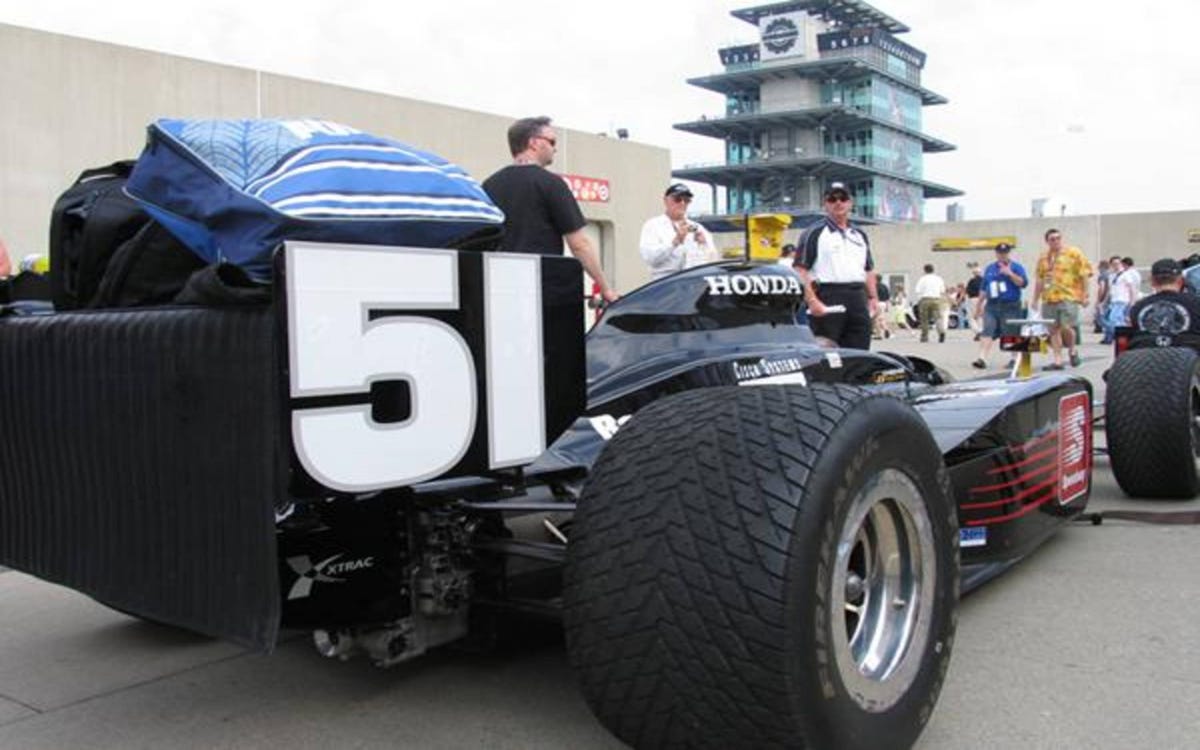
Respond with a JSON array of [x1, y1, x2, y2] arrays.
[[560, 174, 610, 203]]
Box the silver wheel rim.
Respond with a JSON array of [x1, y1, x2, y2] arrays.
[[831, 468, 937, 713], [1191, 378, 1200, 465]]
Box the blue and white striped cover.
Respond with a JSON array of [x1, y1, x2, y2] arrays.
[[125, 118, 504, 280]]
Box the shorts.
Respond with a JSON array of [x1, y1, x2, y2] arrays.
[[1042, 301, 1081, 329], [982, 301, 1022, 339]]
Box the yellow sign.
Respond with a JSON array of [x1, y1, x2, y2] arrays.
[[932, 235, 1018, 252], [746, 214, 793, 260]]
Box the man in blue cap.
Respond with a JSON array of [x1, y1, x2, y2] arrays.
[[972, 242, 1027, 369]]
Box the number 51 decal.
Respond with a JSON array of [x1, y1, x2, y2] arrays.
[[282, 241, 584, 492]]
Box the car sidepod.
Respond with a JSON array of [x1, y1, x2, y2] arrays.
[[910, 375, 1093, 591]]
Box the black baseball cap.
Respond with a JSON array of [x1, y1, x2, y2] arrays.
[[665, 183, 694, 198], [1151, 258, 1182, 278], [995, 242, 1013, 253], [824, 182, 850, 200]]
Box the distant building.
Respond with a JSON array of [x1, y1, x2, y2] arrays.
[[673, 0, 962, 227]]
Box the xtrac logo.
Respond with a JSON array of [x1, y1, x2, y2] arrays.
[[704, 273, 802, 297], [285, 554, 376, 600]]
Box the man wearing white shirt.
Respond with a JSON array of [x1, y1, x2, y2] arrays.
[[1106, 256, 1139, 335], [639, 183, 718, 281], [914, 263, 948, 343], [1121, 256, 1142, 301], [793, 182, 878, 350]]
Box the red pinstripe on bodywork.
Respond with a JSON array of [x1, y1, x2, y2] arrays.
[[963, 393, 1091, 527]]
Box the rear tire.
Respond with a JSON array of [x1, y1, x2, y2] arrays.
[[564, 385, 958, 750], [1106, 347, 1200, 498]]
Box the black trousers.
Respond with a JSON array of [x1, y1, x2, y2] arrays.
[[810, 283, 872, 350]]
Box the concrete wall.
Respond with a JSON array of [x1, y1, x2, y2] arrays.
[[867, 211, 1200, 294], [0, 23, 670, 293], [760, 77, 820, 112]]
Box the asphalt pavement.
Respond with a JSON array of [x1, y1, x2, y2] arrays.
[[1, 326, 1197, 749]]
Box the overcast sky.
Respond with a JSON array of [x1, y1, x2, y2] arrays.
[[4, 0, 1198, 221]]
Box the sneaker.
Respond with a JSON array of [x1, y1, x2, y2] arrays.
[[1005, 359, 1016, 370], [1043, 362, 1065, 371], [971, 359, 986, 369], [939, 332, 946, 343], [1069, 351, 1082, 367]]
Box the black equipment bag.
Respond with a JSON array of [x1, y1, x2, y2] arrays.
[[90, 221, 206, 308], [49, 160, 149, 310]]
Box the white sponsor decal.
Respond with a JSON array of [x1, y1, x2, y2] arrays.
[[733, 357, 806, 382], [590, 414, 631, 441], [826, 352, 843, 369], [703, 274, 802, 297], [959, 527, 988, 548], [739, 372, 808, 387]]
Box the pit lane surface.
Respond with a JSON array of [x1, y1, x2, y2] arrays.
[[2, 331, 1197, 749]]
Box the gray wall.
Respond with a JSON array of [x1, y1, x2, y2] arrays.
[[718, 210, 1200, 305], [868, 211, 1200, 297], [0, 23, 670, 293]]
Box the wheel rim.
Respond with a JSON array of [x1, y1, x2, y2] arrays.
[[831, 468, 937, 713], [1190, 378, 1200, 465]]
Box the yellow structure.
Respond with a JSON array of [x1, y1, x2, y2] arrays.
[[723, 213, 794, 261], [747, 214, 793, 260]]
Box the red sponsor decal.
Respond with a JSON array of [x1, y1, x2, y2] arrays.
[[1057, 392, 1091, 504], [560, 174, 610, 203]]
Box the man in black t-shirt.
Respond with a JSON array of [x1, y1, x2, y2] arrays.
[[1126, 258, 1200, 348], [964, 263, 983, 339], [482, 116, 618, 303]]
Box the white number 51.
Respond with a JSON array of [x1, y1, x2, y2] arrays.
[[286, 242, 546, 491]]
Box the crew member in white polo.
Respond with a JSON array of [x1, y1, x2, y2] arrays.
[[793, 182, 878, 350]]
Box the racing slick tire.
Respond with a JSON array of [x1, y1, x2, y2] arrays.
[[1106, 347, 1200, 498], [563, 384, 959, 750]]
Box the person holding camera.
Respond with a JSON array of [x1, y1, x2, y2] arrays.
[[639, 183, 717, 281], [972, 242, 1028, 369]]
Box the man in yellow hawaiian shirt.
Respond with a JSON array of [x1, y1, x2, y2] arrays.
[[1031, 228, 1093, 369]]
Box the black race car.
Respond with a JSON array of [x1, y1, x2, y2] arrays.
[[0, 247, 1097, 750]]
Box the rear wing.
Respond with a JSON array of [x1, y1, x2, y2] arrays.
[[0, 243, 585, 649]]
